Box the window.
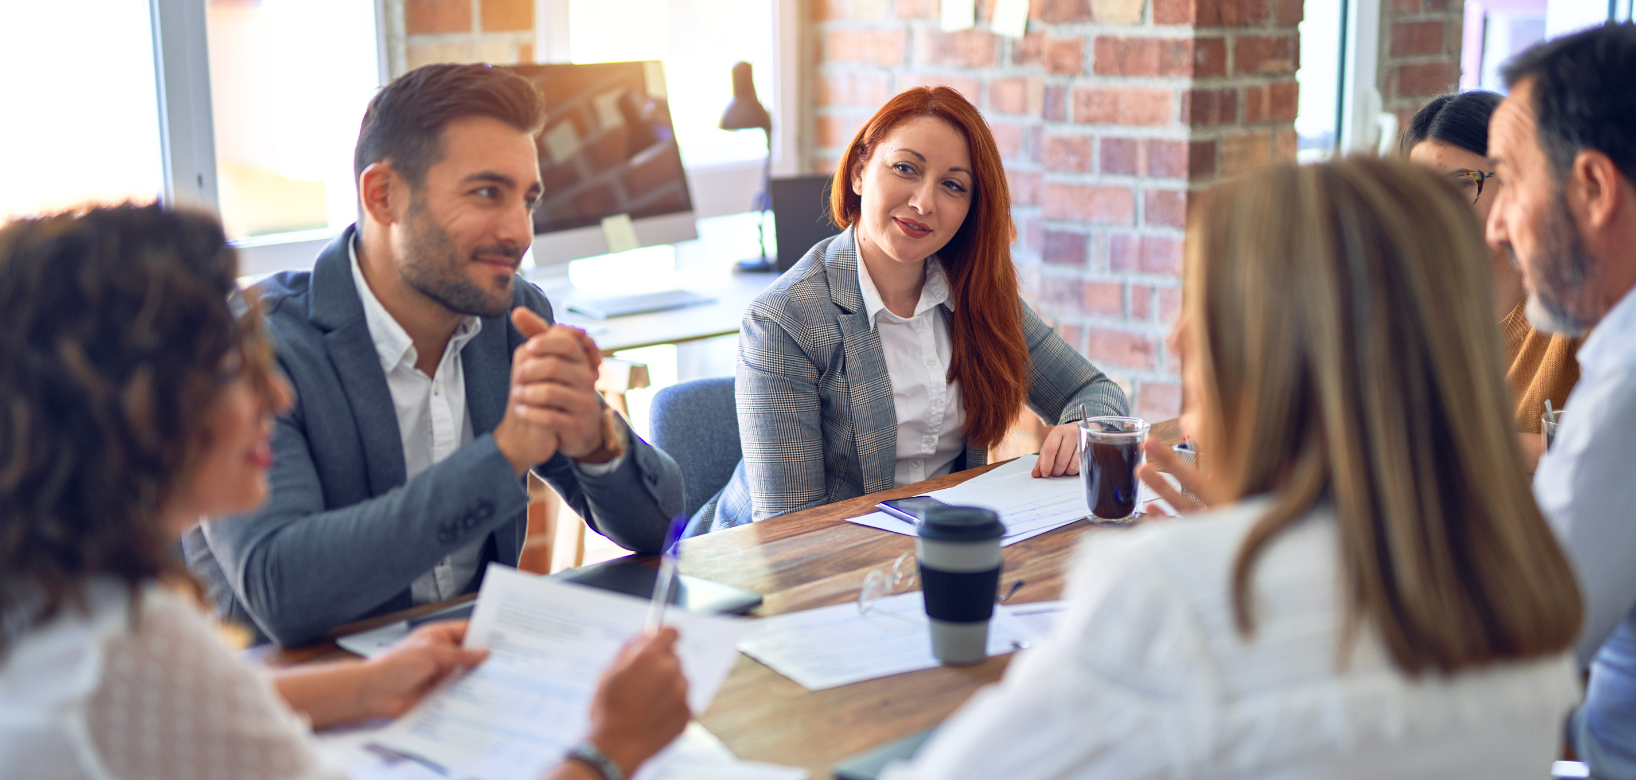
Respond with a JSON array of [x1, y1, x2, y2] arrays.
[[1462, 0, 1633, 93], [1295, 0, 1346, 162], [0, 1, 163, 220], [204, 0, 380, 240], [566, 0, 778, 171]]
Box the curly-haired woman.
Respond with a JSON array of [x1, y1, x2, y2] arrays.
[[0, 205, 686, 780]]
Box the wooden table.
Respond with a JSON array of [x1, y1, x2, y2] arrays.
[[267, 419, 1183, 778]]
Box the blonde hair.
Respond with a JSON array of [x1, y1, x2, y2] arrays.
[[1186, 157, 1582, 674]]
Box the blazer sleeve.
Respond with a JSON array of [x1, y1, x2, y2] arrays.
[[1021, 303, 1129, 425], [530, 417, 683, 554], [736, 305, 832, 522], [201, 398, 531, 647]]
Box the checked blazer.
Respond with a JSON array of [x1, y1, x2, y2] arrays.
[[688, 227, 1129, 535]]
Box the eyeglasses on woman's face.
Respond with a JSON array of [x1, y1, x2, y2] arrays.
[[1451, 170, 1498, 206]]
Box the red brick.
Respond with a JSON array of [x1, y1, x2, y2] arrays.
[[1390, 20, 1446, 57], [1024, 216, 1047, 252], [1144, 189, 1187, 228], [826, 28, 908, 66], [1394, 62, 1459, 98], [480, 0, 532, 31], [1094, 37, 1196, 78], [991, 122, 1026, 159], [816, 114, 863, 148], [1146, 140, 1189, 178], [1189, 140, 1217, 177], [1136, 381, 1182, 418], [1072, 88, 1173, 126], [1042, 230, 1089, 266], [1390, 0, 1421, 12], [915, 28, 1000, 68], [1244, 85, 1267, 123], [1195, 0, 1271, 25], [812, 0, 848, 20], [1056, 322, 1085, 352], [1275, 0, 1303, 24], [1157, 286, 1183, 322], [1153, 0, 1191, 23], [1183, 88, 1237, 126], [516, 42, 534, 63], [1044, 36, 1087, 75], [1025, 125, 1044, 163], [1220, 131, 1273, 174], [1083, 281, 1125, 317], [1132, 284, 1154, 319], [1041, 0, 1091, 23], [1086, 328, 1157, 370], [1013, 33, 1044, 66], [1268, 81, 1299, 121], [1007, 170, 1042, 205], [898, 73, 982, 103], [816, 71, 893, 107], [990, 77, 1030, 114], [1109, 234, 1183, 274], [898, 0, 938, 17], [1275, 128, 1299, 161], [1044, 184, 1136, 224], [1044, 134, 1096, 172], [405, 0, 471, 34], [1234, 34, 1298, 76], [1101, 137, 1139, 175], [1194, 37, 1228, 77], [1043, 84, 1068, 121], [1040, 276, 1085, 310]]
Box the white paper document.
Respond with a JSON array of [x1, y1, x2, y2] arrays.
[[738, 591, 1033, 691], [341, 565, 748, 780], [991, 0, 1030, 37]]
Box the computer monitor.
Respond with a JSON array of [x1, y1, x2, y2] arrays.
[[769, 174, 840, 273], [503, 61, 698, 270]]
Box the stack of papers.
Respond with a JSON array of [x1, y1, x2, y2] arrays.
[[738, 591, 1045, 691], [324, 565, 768, 780], [846, 454, 1175, 546]]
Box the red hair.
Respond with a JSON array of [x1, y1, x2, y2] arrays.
[[830, 86, 1028, 451]]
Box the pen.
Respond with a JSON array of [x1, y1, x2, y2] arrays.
[[645, 513, 689, 633]]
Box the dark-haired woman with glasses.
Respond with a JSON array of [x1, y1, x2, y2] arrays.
[[1404, 91, 1582, 461]]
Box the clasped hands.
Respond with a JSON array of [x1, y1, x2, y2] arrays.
[[493, 307, 611, 476]]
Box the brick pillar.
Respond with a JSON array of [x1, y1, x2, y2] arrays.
[[1379, 0, 1466, 129], [383, 0, 537, 77], [809, 0, 1302, 420]]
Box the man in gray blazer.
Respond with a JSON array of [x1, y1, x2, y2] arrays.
[[184, 63, 683, 647]]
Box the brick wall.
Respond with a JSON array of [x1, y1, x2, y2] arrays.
[[381, 0, 537, 77], [1379, 0, 1466, 130], [810, 0, 1302, 420]]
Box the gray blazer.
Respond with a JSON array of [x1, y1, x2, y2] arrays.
[[183, 226, 684, 646], [689, 228, 1129, 535]]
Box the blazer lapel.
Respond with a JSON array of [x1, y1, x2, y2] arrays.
[[461, 317, 509, 438], [310, 227, 407, 497], [826, 229, 898, 495]]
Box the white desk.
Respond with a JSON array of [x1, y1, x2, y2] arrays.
[[527, 212, 783, 355]]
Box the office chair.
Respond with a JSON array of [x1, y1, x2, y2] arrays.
[[649, 377, 741, 519]]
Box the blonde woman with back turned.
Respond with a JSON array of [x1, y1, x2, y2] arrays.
[[884, 158, 1584, 779]]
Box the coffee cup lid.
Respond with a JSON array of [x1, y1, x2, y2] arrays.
[[919, 505, 1004, 542]]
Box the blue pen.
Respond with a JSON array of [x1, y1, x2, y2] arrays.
[[644, 513, 689, 633]]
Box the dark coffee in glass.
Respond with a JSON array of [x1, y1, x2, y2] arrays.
[[1079, 416, 1150, 522]]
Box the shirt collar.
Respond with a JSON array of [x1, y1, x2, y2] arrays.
[[855, 253, 954, 329], [348, 236, 481, 375], [1576, 283, 1636, 375]]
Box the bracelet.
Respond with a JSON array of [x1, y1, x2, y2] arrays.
[[566, 741, 625, 780], [575, 408, 629, 465]]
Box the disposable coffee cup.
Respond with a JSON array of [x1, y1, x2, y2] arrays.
[[916, 505, 1005, 666]]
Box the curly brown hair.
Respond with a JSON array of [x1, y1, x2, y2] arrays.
[[0, 203, 276, 654]]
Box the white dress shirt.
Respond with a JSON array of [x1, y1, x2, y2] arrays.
[[884, 500, 1580, 780], [856, 255, 966, 487], [1533, 284, 1636, 769], [350, 240, 487, 605]]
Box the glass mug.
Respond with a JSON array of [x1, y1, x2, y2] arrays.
[[1079, 416, 1150, 523]]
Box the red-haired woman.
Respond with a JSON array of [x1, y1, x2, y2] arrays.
[[690, 87, 1128, 534]]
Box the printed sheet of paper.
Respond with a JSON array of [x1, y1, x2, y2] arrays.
[[353, 565, 747, 780], [738, 591, 1032, 691], [991, 0, 1030, 37], [940, 0, 975, 31]]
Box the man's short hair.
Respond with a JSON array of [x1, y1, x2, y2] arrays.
[[1503, 23, 1636, 183], [354, 63, 546, 189]]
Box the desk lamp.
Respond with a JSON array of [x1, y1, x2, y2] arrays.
[[719, 61, 776, 273]]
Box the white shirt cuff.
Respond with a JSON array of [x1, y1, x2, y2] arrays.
[[572, 449, 627, 477]]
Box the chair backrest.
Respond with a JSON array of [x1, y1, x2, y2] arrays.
[[648, 377, 741, 519]]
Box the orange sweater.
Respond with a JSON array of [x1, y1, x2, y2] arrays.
[[1501, 300, 1583, 433]]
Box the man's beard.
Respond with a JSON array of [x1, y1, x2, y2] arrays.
[[1522, 196, 1597, 337], [399, 198, 519, 319]]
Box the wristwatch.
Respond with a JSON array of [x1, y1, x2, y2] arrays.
[[575, 407, 629, 465], [566, 740, 625, 780]]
